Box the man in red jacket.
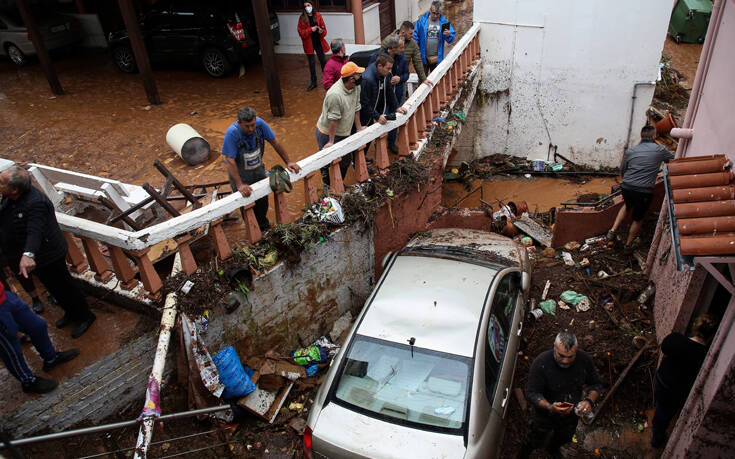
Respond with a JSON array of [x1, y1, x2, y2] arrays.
[[323, 38, 348, 90], [0, 281, 79, 394]]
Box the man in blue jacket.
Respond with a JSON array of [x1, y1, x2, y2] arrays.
[[360, 54, 407, 153], [414, 0, 456, 74], [368, 35, 409, 153]]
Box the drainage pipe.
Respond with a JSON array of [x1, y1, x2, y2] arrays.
[[134, 253, 182, 459], [624, 81, 656, 152], [1, 405, 230, 448]]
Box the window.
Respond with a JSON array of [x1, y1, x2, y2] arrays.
[[484, 272, 520, 402], [331, 335, 472, 433]]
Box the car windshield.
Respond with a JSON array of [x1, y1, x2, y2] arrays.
[[333, 335, 472, 432]]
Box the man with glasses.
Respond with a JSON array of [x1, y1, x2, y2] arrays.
[[414, 1, 456, 73]]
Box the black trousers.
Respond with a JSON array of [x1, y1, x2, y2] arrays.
[[518, 410, 578, 459], [315, 128, 351, 187], [229, 166, 270, 231], [307, 48, 327, 85], [35, 256, 92, 322], [651, 373, 686, 448]]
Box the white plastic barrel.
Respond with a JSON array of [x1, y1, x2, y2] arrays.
[[166, 123, 210, 166]]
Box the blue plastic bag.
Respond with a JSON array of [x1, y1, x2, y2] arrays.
[[305, 363, 319, 377], [212, 346, 256, 400]]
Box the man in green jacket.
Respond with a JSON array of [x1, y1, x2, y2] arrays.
[[382, 21, 426, 84]]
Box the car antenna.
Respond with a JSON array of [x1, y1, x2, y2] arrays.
[[407, 337, 416, 358]]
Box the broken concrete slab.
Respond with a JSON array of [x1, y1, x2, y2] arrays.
[[513, 214, 553, 247], [329, 311, 353, 342]]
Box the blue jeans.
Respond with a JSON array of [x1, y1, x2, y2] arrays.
[[0, 291, 56, 383]]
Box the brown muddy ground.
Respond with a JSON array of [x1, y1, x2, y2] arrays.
[[662, 37, 702, 90]]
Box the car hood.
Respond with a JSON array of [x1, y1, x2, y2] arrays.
[[312, 402, 466, 459]]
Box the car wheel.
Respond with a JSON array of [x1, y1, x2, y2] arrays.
[[5, 43, 27, 66], [202, 47, 231, 78], [113, 45, 137, 73]]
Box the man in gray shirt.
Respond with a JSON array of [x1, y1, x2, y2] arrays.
[[607, 125, 674, 247]]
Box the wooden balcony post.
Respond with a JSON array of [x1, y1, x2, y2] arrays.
[[175, 235, 197, 276], [416, 104, 426, 139], [273, 190, 289, 224], [354, 147, 370, 183], [64, 232, 88, 274], [474, 36, 480, 60], [210, 218, 233, 259], [328, 159, 345, 194], [408, 114, 419, 149], [425, 97, 435, 130], [81, 237, 113, 282], [398, 124, 410, 156], [240, 204, 262, 245], [438, 76, 448, 106], [108, 245, 139, 290], [461, 48, 468, 76], [304, 172, 319, 205], [130, 248, 162, 298], [450, 64, 458, 94], [376, 134, 390, 172], [432, 85, 441, 115]]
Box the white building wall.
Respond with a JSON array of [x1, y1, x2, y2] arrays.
[[363, 3, 382, 45], [462, 0, 671, 167]]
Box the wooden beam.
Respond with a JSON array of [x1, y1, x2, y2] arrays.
[[14, 0, 63, 95], [153, 160, 200, 208], [251, 0, 284, 116], [142, 182, 181, 217], [117, 0, 160, 105]]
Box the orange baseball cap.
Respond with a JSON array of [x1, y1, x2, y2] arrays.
[[340, 61, 365, 78]]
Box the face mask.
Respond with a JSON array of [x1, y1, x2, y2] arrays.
[[353, 76, 363, 86], [305, 6, 313, 13]]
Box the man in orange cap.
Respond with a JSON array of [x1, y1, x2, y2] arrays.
[[316, 61, 367, 186]]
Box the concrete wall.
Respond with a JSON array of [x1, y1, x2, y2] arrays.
[[2, 332, 160, 437], [205, 224, 374, 358], [459, 0, 670, 167]]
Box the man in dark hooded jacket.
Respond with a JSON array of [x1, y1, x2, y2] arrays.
[[359, 54, 407, 139]]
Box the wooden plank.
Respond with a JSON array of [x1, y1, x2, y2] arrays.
[[29, 163, 129, 196], [102, 182, 142, 220], [28, 166, 64, 207], [55, 183, 105, 201]]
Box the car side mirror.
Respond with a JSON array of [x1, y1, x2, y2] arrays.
[[381, 251, 394, 269], [521, 272, 531, 293]]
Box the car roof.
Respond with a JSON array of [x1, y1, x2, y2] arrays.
[[357, 254, 497, 358]]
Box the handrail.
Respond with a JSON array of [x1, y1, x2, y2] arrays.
[[56, 24, 481, 251]]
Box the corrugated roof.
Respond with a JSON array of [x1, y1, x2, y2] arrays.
[[665, 155, 735, 263]]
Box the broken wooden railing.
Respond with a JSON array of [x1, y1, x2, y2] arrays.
[[55, 24, 482, 300]]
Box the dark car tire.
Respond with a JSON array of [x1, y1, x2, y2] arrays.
[[112, 45, 137, 73], [5, 43, 27, 66], [202, 47, 231, 78]]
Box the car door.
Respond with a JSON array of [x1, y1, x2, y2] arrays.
[[466, 269, 524, 458], [143, 4, 175, 61], [168, 0, 208, 60]]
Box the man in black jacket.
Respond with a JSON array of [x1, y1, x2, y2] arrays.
[[369, 36, 409, 153], [360, 53, 407, 151], [519, 332, 603, 458], [0, 166, 95, 338]]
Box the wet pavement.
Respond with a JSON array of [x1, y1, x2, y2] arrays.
[[442, 176, 621, 212]]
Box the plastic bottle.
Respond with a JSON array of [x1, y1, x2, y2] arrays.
[[637, 284, 656, 304]]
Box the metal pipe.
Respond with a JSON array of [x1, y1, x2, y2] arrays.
[[1, 405, 230, 448], [625, 81, 656, 152], [134, 253, 183, 459]]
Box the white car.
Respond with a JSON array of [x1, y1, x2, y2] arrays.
[[305, 228, 531, 459], [0, 9, 82, 66]]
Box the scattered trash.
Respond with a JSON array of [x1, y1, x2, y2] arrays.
[[637, 284, 656, 304], [564, 241, 580, 250], [632, 335, 648, 349], [638, 423, 645, 432], [291, 345, 328, 366], [180, 280, 195, 294], [539, 300, 557, 315], [541, 247, 556, 258], [579, 258, 590, 267], [311, 197, 345, 224], [585, 235, 607, 246], [557, 301, 570, 310], [213, 346, 256, 400], [541, 280, 551, 300], [580, 243, 590, 252], [531, 160, 546, 171], [560, 291, 591, 312], [197, 310, 209, 333], [520, 236, 533, 247], [562, 252, 575, 266], [524, 173, 532, 178], [530, 308, 544, 319], [289, 402, 304, 412], [589, 320, 596, 330], [598, 270, 610, 278], [288, 417, 307, 435]]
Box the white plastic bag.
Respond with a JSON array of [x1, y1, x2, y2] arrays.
[[317, 197, 345, 224]]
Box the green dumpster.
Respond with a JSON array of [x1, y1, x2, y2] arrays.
[[668, 0, 713, 44]]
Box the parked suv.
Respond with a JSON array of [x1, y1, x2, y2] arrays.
[[0, 8, 83, 66], [108, 0, 280, 77], [305, 229, 531, 459]]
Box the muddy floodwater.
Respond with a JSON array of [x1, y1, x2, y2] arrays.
[[662, 36, 703, 89], [442, 176, 621, 212]]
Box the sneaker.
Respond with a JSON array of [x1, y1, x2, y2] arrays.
[[71, 314, 96, 339], [22, 377, 58, 394], [32, 297, 44, 314], [43, 348, 80, 372], [306, 82, 317, 91], [56, 314, 72, 329], [606, 230, 617, 241]]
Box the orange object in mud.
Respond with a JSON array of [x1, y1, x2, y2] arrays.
[[669, 171, 734, 189], [655, 113, 677, 136], [672, 185, 735, 203]]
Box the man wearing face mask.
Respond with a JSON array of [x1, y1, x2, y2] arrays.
[[383, 21, 426, 84], [520, 332, 603, 459], [316, 62, 366, 186]]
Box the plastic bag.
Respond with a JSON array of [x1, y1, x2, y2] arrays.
[[560, 290, 591, 312], [539, 300, 557, 316], [291, 345, 328, 366], [317, 197, 345, 224], [212, 346, 256, 400]]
